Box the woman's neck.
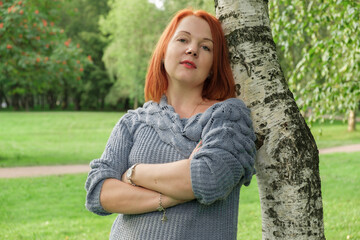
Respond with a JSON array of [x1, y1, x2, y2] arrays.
[[165, 88, 204, 119]]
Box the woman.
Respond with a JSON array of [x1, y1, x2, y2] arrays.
[[85, 9, 256, 240]]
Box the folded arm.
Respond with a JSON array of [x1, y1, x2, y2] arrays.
[[122, 159, 195, 201], [85, 116, 186, 216], [100, 178, 185, 214]]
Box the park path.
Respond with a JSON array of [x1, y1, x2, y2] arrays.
[[1, 144, 360, 179]]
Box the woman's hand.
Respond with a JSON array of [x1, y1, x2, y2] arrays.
[[121, 169, 188, 209], [162, 194, 188, 208], [189, 139, 202, 159], [121, 170, 128, 184]]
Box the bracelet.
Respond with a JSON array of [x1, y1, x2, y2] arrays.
[[156, 193, 167, 222]]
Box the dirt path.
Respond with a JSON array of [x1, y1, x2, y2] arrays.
[[318, 143, 360, 154], [0, 164, 90, 179], [1, 144, 360, 179]]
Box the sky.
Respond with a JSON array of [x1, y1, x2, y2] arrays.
[[148, 0, 164, 9]]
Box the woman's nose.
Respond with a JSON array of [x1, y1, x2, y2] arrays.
[[185, 48, 198, 57]]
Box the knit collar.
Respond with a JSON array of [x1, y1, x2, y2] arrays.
[[134, 95, 206, 157], [134, 95, 244, 157]]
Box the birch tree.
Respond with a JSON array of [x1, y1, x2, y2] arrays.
[[270, 0, 359, 132], [215, 0, 325, 239]]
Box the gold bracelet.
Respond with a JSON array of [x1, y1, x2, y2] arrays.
[[156, 193, 167, 222]]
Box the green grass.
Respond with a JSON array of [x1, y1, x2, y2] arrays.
[[310, 120, 360, 149], [0, 152, 359, 240], [0, 174, 117, 240], [0, 112, 123, 167]]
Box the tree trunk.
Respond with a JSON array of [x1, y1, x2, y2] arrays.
[[133, 96, 138, 109], [24, 94, 30, 111], [74, 92, 82, 111], [62, 82, 69, 110], [0, 88, 10, 108], [100, 95, 105, 110], [348, 110, 356, 132], [47, 90, 57, 110], [215, 0, 325, 239], [11, 93, 21, 110]]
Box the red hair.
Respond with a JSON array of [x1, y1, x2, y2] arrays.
[[145, 9, 235, 102]]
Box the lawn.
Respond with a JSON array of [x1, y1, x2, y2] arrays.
[[0, 112, 359, 167], [0, 152, 359, 239], [310, 119, 360, 149], [0, 112, 122, 167], [0, 174, 116, 240]]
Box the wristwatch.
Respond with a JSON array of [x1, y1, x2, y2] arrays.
[[126, 163, 139, 186]]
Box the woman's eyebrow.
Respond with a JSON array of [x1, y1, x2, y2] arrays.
[[177, 30, 214, 43]]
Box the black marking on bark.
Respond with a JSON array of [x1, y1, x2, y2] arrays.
[[229, 50, 252, 77], [255, 133, 265, 149], [226, 26, 276, 49], [268, 69, 277, 82], [235, 84, 241, 96], [248, 100, 261, 108], [270, 180, 279, 191], [218, 11, 240, 22], [273, 219, 285, 228], [214, 0, 218, 9], [259, 122, 267, 129], [266, 194, 274, 200], [273, 231, 284, 237], [268, 207, 278, 218], [264, 92, 289, 104]]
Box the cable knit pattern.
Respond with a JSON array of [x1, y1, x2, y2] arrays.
[[85, 95, 256, 240]]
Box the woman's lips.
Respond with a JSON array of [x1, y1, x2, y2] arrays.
[[180, 60, 197, 69]]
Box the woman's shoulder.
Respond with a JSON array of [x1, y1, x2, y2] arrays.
[[202, 97, 251, 121], [119, 100, 165, 129], [115, 102, 156, 132]]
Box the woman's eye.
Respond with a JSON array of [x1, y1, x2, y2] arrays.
[[177, 38, 187, 43], [202, 45, 211, 51]]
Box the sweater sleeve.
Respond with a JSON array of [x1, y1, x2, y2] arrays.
[[85, 114, 134, 216], [190, 99, 256, 205]]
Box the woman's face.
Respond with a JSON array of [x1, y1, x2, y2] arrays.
[[164, 16, 213, 90]]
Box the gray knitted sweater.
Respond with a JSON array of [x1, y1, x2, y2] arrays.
[[85, 96, 256, 240]]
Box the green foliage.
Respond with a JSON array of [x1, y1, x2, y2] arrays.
[[57, 0, 112, 110], [163, 0, 215, 14], [269, 0, 360, 121], [101, 0, 165, 106], [0, 0, 91, 110]]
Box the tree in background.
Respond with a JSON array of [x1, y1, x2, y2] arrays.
[[100, 0, 164, 109], [270, 0, 359, 131], [0, 0, 90, 110], [163, 0, 214, 14], [57, 0, 112, 110]]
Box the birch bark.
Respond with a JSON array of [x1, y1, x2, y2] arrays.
[[215, 0, 326, 239]]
